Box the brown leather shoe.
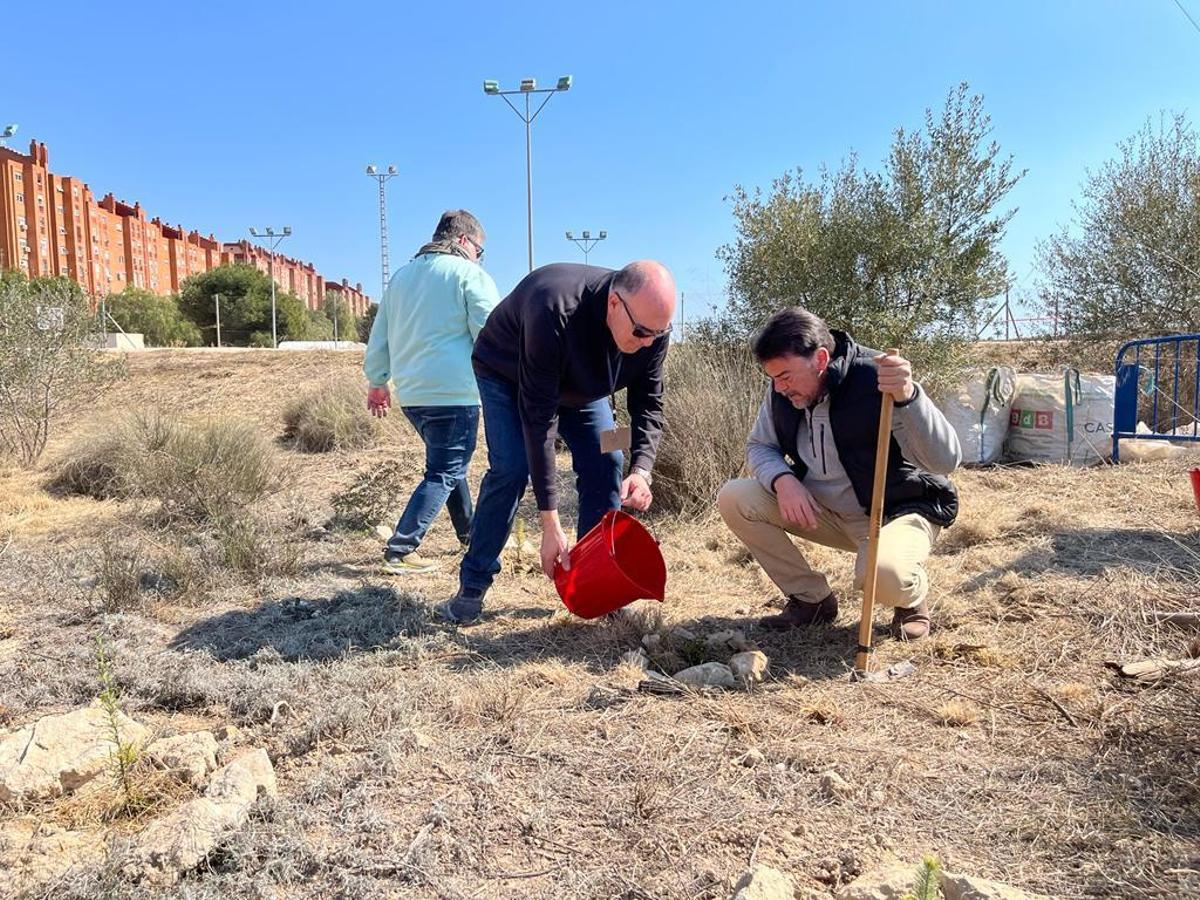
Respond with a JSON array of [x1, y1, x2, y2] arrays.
[[759, 593, 838, 631], [890, 600, 931, 641]]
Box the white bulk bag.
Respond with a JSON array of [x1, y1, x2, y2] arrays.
[[936, 367, 1016, 465], [1005, 369, 1115, 465]]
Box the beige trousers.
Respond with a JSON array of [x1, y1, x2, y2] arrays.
[[716, 478, 940, 609]]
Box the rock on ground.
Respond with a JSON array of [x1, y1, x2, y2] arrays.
[[835, 863, 917, 899], [620, 648, 652, 670], [732, 864, 796, 900], [0, 704, 150, 804], [675, 662, 737, 689], [0, 817, 106, 896], [730, 650, 769, 684], [707, 629, 754, 653], [941, 870, 1055, 900], [128, 748, 277, 886], [146, 731, 219, 787], [820, 770, 854, 800]]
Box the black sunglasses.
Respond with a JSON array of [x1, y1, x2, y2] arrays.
[[465, 235, 484, 261], [615, 290, 672, 339]]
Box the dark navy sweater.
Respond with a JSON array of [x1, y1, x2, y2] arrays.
[[472, 263, 668, 511]]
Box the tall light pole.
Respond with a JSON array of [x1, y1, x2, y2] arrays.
[[483, 76, 572, 272], [565, 230, 606, 266], [249, 226, 291, 348], [0, 124, 17, 149], [365, 165, 398, 301]]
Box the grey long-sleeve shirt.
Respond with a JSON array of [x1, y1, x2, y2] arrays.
[[746, 382, 961, 519]]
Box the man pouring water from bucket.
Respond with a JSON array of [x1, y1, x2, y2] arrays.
[[437, 261, 677, 625]]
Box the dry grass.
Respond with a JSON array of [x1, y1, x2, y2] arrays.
[[934, 699, 982, 727], [2, 347, 1199, 900], [281, 379, 379, 453], [649, 343, 764, 518]]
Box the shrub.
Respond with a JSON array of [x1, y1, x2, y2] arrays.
[[282, 381, 379, 452], [214, 514, 301, 581], [97, 538, 146, 613], [53, 410, 283, 522], [0, 272, 126, 465], [51, 410, 174, 500], [105, 287, 201, 347], [647, 344, 764, 518], [331, 460, 406, 530], [136, 417, 284, 522]]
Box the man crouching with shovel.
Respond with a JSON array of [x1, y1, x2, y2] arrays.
[[718, 308, 960, 642]]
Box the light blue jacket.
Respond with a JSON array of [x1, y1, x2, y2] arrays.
[[363, 253, 500, 406]]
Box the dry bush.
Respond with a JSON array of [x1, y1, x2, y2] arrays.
[[649, 344, 764, 518], [50, 411, 174, 500], [97, 539, 146, 613], [213, 514, 301, 580], [331, 459, 406, 530], [281, 380, 379, 452], [54, 410, 283, 523], [137, 417, 283, 523]]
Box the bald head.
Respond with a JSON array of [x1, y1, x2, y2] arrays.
[[607, 260, 677, 353]]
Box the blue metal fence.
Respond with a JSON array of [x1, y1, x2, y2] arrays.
[[1112, 334, 1200, 462]]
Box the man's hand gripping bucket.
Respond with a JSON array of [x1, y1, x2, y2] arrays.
[[554, 510, 667, 618]]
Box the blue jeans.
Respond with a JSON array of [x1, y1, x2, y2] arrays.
[[385, 405, 480, 558], [459, 372, 623, 594]]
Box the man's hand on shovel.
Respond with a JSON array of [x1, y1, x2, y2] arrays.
[[874, 352, 916, 403]]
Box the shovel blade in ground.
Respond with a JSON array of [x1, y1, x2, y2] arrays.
[[851, 659, 917, 683]]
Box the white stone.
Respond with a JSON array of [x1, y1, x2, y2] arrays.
[[620, 648, 651, 671], [146, 731, 219, 787], [374, 523, 393, 542], [213, 724, 241, 744], [835, 865, 921, 900], [732, 864, 796, 900], [669, 625, 699, 643], [130, 748, 276, 886], [706, 629, 753, 652], [820, 770, 854, 800], [674, 662, 737, 689], [0, 704, 150, 803], [738, 748, 765, 768], [730, 650, 769, 685], [0, 818, 105, 896], [941, 871, 1053, 900]]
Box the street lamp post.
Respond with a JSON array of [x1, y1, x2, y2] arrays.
[[483, 76, 572, 272], [365, 165, 398, 302], [248, 226, 291, 348], [565, 229, 607, 266], [0, 124, 17, 149]]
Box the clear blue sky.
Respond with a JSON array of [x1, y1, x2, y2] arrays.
[[5, 1, 1198, 325]]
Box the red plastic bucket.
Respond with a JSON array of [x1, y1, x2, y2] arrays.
[[1190, 467, 1200, 514], [554, 509, 666, 618]]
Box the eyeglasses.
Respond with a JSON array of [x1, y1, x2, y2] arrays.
[[464, 235, 485, 261], [614, 290, 672, 339]]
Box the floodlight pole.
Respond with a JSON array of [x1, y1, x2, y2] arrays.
[[484, 77, 572, 272], [565, 229, 606, 265], [249, 226, 291, 348]]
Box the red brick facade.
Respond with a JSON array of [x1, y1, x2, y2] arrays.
[[0, 139, 371, 316]]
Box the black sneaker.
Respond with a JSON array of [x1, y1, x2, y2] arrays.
[[758, 593, 838, 631], [436, 588, 485, 625]]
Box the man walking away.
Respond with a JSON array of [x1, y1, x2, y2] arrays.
[[363, 209, 500, 573]]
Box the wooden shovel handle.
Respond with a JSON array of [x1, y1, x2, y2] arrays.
[[855, 348, 899, 673]]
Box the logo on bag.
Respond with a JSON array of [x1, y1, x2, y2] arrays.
[[1011, 409, 1053, 429]]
